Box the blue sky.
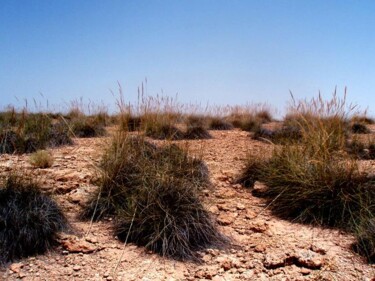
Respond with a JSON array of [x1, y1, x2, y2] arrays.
[[1, 1, 375, 115]]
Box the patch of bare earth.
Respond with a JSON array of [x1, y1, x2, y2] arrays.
[[1, 129, 375, 280]]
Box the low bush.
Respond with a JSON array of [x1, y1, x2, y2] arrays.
[[255, 110, 273, 123], [351, 123, 371, 134], [71, 118, 106, 138], [0, 111, 73, 154], [48, 121, 73, 147], [353, 218, 375, 263], [351, 115, 374, 125], [0, 176, 68, 264], [29, 150, 54, 168], [252, 126, 302, 144], [81, 134, 226, 261], [184, 125, 212, 140], [346, 139, 375, 160], [144, 122, 184, 140], [208, 117, 233, 130], [238, 93, 375, 262]]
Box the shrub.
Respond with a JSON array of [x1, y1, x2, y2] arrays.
[[184, 125, 212, 140], [120, 115, 142, 132], [346, 138, 375, 160], [29, 150, 54, 168], [255, 110, 273, 123], [48, 121, 73, 147], [208, 117, 233, 130], [351, 123, 371, 134], [238, 93, 375, 261], [252, 126, 302, 144], [0, 176, 68, 264], [0, 112, 73, 154], [0, 130, 23, 154], [353, 218, 375, 263], [144, 122, 184, 140], [239, 118, 261, 132], [81, 134, 226, 261], [71, 118, 106, 138], [351, 115, 375, 125]]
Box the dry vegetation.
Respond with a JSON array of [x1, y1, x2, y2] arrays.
[[1, 90, 375, 279]]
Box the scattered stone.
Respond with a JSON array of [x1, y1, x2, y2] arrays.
[[248, 221, 268, 233], [73, 265, 81, 271], [254, 244, 267, 253], [300, 268, 311, 275], [263, 252, 287, 269], [59, 234, 102, 253], [310, 244, 327, 255], [10, 262, 23, 273], [236, 203, 246, 210], [217, 213, 238, 226], [217, 204, 231, 211], [212, 276, 225, 281], [296, 250, 323, 269]]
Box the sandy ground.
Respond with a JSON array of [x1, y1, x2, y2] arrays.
[[1, 128, 375, 280]]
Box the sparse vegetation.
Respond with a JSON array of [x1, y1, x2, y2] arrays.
[[29, 150, 54, 168], [208, 117, 233, 130], [0, 175, 68, 264], [81, 133, 226, 261], [238, 93, 375, 262], [71, 118, 106, 138], [351, 122, 371, 134], [0, 109, 73, 154]]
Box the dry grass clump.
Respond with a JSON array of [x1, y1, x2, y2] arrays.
[[71, 118, 106, 138], [237, 93, 375, 262], [346, 138, 375, 160], [0, 175, 68, 264], [353, 218, 375, 263], [227, 105, 273, 132], [183, 115, 212, 139], [351, 122, 371, 134], [29, 150, 54, 168], [119, 113, 142, 131], [208, 117, 233, 130], [144, 120, 184, 140], [351, 115, 374, 125], [81, 133, 226, 261], [0, 110, 73, 154], [252, 126, 302, 144]]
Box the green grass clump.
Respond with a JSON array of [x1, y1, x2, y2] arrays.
[[81, 133, 226, 261], [0, 175, 68, 264], [29, 150, 54, 168], [238, 93, 375, 262]]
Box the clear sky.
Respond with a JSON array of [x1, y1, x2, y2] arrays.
[[1, 1, 375, 115]]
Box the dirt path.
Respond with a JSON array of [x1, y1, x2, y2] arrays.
[[1, 129, 374, 280]]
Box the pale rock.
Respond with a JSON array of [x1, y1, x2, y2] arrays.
[[217, 212, 238, 226], [10, 262, 23, 273], [296, 249, 323, 269]]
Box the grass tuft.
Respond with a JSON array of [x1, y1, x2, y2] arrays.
[[81, 133, 226, 261], [0, 175, 68, 264], [208, 117, 233, 130], [29, 150, 54, 168], [238, 92, 375, 262]]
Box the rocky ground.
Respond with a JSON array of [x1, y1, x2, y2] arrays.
[[1, 128, 375, 280]]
